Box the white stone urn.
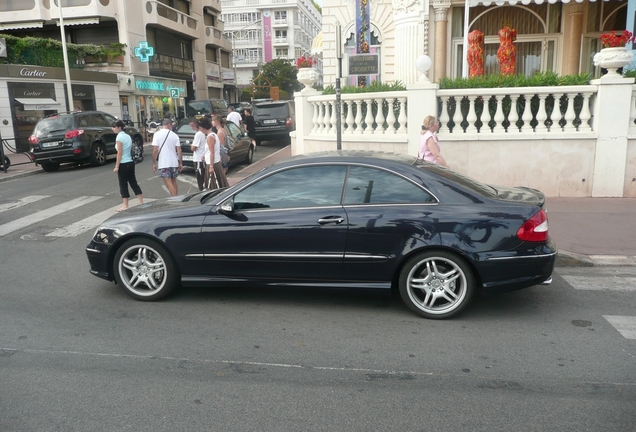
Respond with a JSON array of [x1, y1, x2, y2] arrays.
[[593, 47, 634, 77], [297, 67, 319, 89]]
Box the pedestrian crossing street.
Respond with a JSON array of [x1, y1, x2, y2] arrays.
[[561, 273, 636, 340], [0, 194, 153, 239]]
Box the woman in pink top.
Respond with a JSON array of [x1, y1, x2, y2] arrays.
[[418, 115, 448, 167]]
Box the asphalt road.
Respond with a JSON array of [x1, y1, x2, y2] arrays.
[[0, 158, 634, 431]]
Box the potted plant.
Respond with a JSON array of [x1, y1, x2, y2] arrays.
[[295, 55, 319, 90], [593, 30, 635, 77]]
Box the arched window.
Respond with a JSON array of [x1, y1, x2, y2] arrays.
[[451, 4, 561, 77]]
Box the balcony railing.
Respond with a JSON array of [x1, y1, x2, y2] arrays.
[[145, 0, 197, 37], [149, 53, 194, 77]]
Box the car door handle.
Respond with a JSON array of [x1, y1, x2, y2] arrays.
[[317, 216, 345, 225]]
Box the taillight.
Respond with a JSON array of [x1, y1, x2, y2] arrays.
[[517, 209, 548, 242], [65, 129, 84, 139], [285, 116, 293, 127], [28, 135, 39, 145]]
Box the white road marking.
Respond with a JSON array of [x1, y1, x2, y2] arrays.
[[0, 195, 49, 213], [46, 199, 155, 238], [561, 275, 636, 292], [0, 196, 102, 237], [603, 316, 636, 339]]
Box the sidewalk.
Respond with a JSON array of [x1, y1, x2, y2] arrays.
[[3, 146, 635, 267]]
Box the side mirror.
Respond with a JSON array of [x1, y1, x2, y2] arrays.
[[219, 197, 234, 214]]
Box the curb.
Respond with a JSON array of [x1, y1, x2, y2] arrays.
[[556, 250, 636, 267]]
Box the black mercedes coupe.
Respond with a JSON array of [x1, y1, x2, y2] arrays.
[[86, 151, 556, 319]]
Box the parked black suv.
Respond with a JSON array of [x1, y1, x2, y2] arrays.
[[186, 99, 228, 119], [28, 111, 144, 172], [252, 100, 295, 144]]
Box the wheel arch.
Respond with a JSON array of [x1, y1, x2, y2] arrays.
[[391, 246, 484, 294], [106, 233, 181, 284]]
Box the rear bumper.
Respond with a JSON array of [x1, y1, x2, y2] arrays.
[[475, 238, 557, 294]]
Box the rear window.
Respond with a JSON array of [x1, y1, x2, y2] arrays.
[[175, 122, 197, 134], [254, 104, 290, 118], [419, 162, 496, 197], [187, 101, 212, 115], [33, 115, 74, 136]]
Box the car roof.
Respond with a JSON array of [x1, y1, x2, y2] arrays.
[[253, 100, 292, 107], [271, 151, 417, 168]]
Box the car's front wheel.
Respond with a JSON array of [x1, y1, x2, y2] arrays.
[[113, 238, 179, 301], [90, 143, 106, 166], [244, 145, 254, 164], [398, 250, 475, 319]]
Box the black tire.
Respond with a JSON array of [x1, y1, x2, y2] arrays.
[[40, 162, 60, 172], [113, 237, 180, 301], [398, 250, 475, 319], [244, 145, 254, 164], [90, 143, 106, 166], [132, 136, 144, 164]]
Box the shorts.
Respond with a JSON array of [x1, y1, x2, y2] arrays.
[[158, 167, 179, 178]]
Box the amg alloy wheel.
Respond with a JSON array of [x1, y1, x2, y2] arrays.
[[113, 238, 179, 301], [398, 251, 475, 319]]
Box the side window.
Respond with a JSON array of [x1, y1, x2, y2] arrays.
[[77, 115, 90, 127], [226, 122, 240, 136], [343, 166, 436, 205], [103, 113, 117, 125], [234, 165, 347, 210], [89, 114, 110, 127]]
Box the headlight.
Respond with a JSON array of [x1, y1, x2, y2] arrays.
[[91, 227, 120, 245]]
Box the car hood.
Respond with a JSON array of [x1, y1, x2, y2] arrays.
[[490, 185, 545, 206], [104, 193, 210, 223]]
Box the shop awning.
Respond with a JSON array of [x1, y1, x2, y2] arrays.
[[15, 98, 61, 110], [0, 21, 44, 30]]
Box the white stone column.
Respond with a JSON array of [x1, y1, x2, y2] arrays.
[[407, 80, 439, 157], [292, 87, 320, 156], [590, 75, 636, 197], [392, 1, 427, 86], [432, 0, 451, 82]]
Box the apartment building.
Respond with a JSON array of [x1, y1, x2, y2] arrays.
[[221, 0, 322, 89], [0, 0, 232, 150]]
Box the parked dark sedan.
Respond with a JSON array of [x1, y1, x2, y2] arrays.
[[85, 152, 556, 319], [174, 120, 254, 167]]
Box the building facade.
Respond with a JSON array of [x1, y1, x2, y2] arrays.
[[221, 0, 322, 91], [319, 0, 631, 87], [0, 0, 233, 134]]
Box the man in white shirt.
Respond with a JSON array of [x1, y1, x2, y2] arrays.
[[226, 106, 242, 128], [152, 118, 182, 196], [188, 118, 210, 191]]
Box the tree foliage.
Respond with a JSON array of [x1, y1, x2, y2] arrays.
[[260, 58, 302, 96]]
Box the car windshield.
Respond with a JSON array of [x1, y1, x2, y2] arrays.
[[254, 104, 288, 118], [187, 101, 211, 115], [33, 115, 74, 136], [175, 122, 196, 134]]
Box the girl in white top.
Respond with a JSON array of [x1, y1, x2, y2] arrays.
[[189, 119, 210, 190], [198, 116, 229, 189]]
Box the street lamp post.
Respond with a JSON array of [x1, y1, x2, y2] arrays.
[[335, 24, 343, 151], [58, 0, 74, 111]]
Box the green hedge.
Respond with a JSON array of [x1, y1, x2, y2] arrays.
[[438, 72, 591, 89], [0, 33, 122, 68]]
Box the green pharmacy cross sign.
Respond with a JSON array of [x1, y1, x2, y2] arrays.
[[134, 41, 155, 63]]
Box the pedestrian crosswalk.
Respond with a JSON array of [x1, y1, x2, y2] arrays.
[[0, 194, 151, 239]]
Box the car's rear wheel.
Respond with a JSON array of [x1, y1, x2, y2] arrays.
[[244, 145, 254, 164], [398, 250, 475, 319], [113, 238, 179, 301], [40, 162, 60, 172], [90, 143, 106, 166]]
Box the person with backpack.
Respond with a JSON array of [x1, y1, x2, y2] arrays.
[[152, 118, 183, 196], [112, 120, 143, 212]]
